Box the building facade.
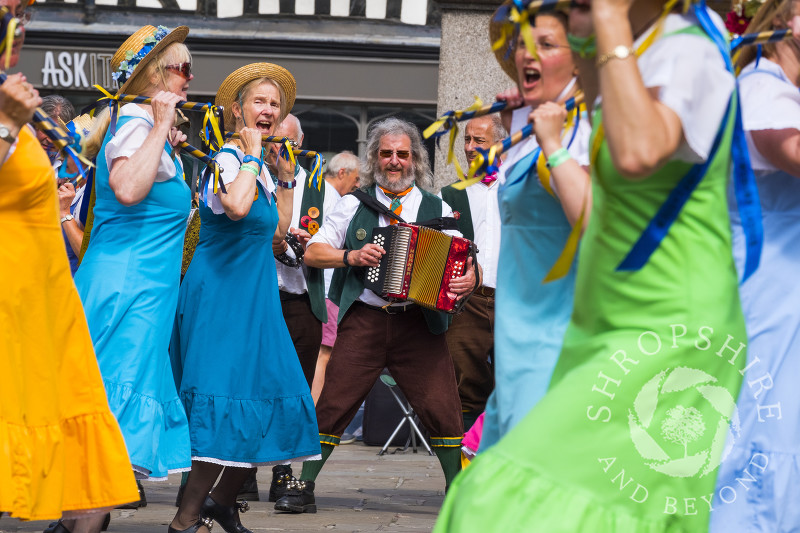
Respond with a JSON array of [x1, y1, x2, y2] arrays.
[[18, 0, 442, 160]]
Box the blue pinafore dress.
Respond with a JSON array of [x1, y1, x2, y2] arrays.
[[74, 114, 192, 479], [170, 155, 320, 465], [479, 145, 578, 452]]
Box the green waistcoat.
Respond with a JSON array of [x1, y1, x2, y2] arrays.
[[328, 185, 451, 335], [299, 177, 327, 323], [440, 185, 474, 242]]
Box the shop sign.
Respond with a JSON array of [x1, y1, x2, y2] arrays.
[[41, 51, 117, 90]]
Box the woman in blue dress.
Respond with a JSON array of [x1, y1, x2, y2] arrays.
[[169, 63, 320, 533], [478, 6, 592, 451], [75, 25, 193, 481], [710, 1, 800, 531]]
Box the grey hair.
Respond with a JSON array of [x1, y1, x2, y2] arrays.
[[41, 95, 75, 125], [281, 113, 303, 144], [323, 150, 359, 179], [488, 114, 507, 143], [466, 114, 506, 144], [361, 117, 433, 191]]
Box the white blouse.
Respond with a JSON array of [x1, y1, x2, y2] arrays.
[[206, 142, 275, 216], [104, 103, 183, 182], [738, 58, 800, 174], [634, 11, 735, 164]]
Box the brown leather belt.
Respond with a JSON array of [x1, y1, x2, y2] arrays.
[[355, 301, 417, 315], [475, 286, 495, 297]]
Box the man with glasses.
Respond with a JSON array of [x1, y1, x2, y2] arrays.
[[274, 117, 476, 514]]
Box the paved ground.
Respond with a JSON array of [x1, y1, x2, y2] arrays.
[[0, 442, 445, 533]]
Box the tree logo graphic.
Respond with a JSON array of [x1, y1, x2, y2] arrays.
[[628, 367, 740, 478]]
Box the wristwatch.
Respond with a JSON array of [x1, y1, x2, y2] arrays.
[[60, 214, 74, 224], [0, 124, 16, 144], [596, 45, 636, 67]]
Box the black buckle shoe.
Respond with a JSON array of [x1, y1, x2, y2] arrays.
[[43, 521, 71, 533], [274, 479, 316, 514], [167, 517, 214, 533], [200, 496, 252, 533], [268, 465, 292, 502]]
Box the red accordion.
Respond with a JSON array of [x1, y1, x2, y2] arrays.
[[364, 223, 478, 313]]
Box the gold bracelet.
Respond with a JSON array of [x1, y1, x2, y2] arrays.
[[596, 45, 636, 67]]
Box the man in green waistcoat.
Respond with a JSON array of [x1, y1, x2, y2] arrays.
[[440, 115, 505, 431], [273, 117, 476, 514]]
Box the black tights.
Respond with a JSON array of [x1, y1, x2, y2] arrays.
[[170, 461, 255, 531]]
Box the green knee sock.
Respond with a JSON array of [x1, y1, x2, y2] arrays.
[[300, 443, 335, 481], [434, 446, 462, 488]]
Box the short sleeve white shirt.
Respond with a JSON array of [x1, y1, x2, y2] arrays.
[[206, 143, 275, 216], [633, 12, 735, 163], [738, 58, 800, 174], [105, 104, 182, 182], [308, 184, 458, 306]]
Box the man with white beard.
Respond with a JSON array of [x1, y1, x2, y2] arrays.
[[274, 117, 476, 514]]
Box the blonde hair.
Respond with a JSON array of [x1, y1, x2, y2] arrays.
[[83, 42, 192, 159], [736, 0, 796, 70], [231, 77, 287, 130]]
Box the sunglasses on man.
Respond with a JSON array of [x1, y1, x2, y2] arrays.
[[379, 149, 410, 160]]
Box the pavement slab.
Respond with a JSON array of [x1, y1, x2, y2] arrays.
[[0, 443, 445, 533]]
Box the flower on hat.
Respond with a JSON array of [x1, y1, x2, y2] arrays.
[[112, 25, 170, 84]]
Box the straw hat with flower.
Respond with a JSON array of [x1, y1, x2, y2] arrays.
[[111, 25, 189, 94], [215, 63, 296, 129]]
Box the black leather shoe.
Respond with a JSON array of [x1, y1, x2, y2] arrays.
[[118, 480, 147, 509], [268, 465, 292, 502], [200, 496, 251, 533], [167, 517, 214, 533], [43, 521, 71, 533], [236, 470, 259, 502], [274, 479, 316, 514]]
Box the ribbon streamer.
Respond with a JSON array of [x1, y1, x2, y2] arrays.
[[0, 72, 93, 178], [178, 141, 225, 194], [0, 7, 20, 69], [85, 86, 224, 150], [457, 93, 584, 190], [731, 28, 792, 52]]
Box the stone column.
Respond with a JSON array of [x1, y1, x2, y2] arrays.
[[432, 1, 515, 191]]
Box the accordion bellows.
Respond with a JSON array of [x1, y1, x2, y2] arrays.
[[365, 223, 477, 313]]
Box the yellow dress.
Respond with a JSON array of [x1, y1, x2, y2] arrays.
[[0, 127, 139, 520]]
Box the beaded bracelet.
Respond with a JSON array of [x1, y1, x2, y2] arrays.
[[546, 148, 572, 170], [240, 163, 260, 176]]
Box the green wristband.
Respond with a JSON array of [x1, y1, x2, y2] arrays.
[[567, 33, 597, 59], [546, 148, 571, 170], [240, 163, 260, 176]]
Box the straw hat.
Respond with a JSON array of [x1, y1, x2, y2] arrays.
[[111, 25, 189, 94], [215, 63, 296, 129], [490, 2, 520, 81], [489, 2, 569, 82], [69, 113, 96, 135]]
